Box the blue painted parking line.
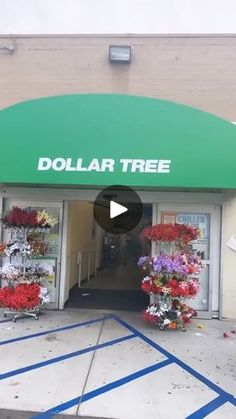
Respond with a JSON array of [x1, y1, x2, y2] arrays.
[[0, 315, 111, 346], [112, 315, 236, 416], [31, 359, 173, 418], [29, 314, 234, 418], [186, 396, 228, 419], [0, 333, 135, 380], [1, 313, 233, 419], [112, 314, 235, 400]]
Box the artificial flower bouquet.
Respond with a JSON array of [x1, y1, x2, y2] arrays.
[[0, 263, 21, 281], [0, 262, 51, 311], [0, 207, 54, 320], [3, 238, 48, 258], [143, 299, 197, 330], [0, 282, 49, 311], [0, 261, 52, 283], [139, 223, 203, 330], [138, 254, 202, 297], [141, 223, 199, 249], [27, 234, 49, 256], [1, 206, 58, 231]]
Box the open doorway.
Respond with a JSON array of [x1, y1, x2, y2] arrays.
[[64, 201, 152, 311]]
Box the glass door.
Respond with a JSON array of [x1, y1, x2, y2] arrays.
[[156, 204, 221, 317], [2, 200, 63, 309]]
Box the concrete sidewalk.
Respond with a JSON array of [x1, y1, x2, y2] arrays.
[[0, 411, 106, 419], [0, 309, 235, 418]]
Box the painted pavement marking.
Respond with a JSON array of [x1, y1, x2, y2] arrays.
[[30, 314, 235, 418], [113, 315, 235, 399], [186, 396, 229, 418], [0, 313, 234, 418], [112, 315, 236, 417], [0, 333, 136, 380], [31, 359, 173, 418], [0, 315, 110, 346]]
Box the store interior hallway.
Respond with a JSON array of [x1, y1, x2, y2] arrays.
[[65, 200, 152, 311], [82, 262, 141, 290], [65, 263, 149, 311]]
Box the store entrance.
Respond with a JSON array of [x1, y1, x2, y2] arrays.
[[65, 202, 152, 311]]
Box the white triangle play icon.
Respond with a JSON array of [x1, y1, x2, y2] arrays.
[[110, 200, 128, 219]]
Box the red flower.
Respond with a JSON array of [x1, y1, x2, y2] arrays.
[[141, 223, 200, 246], [2, 207, 38, 228], [141, 281, 152, 294], [165, 279, 199, 298], [182, 306, 197, 326], [141, 278, 163, 294], [0, 286, 14, 307], [0, 283, 41, 310], [142, 310, 158, 324]]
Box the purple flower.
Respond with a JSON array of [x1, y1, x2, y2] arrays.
[[152, 255, 189, 276], [153, 255, 172, 272], [137, 256, 149, 267]]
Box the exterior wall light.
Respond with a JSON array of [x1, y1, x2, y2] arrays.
[[109, 45, 131, 63], [0, 44, 16, 54]]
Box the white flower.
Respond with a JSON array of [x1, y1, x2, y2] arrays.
[[39, 286, 50, 303], [4, 241, 32, 257], [37, 209, 58, 228], [0, 263, 21, 279], [4, 243, 20, 257], [43, 295, 50, 303], [25, 261, 53, 276], [163, 319, 171, 326], [148, 306, 156, 314]]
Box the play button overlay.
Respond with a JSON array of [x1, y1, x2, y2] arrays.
[[93, 185, 143, 234], [110, 201, 128, 219]]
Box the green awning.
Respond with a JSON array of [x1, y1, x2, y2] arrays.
[[0, 94, 235, 188]]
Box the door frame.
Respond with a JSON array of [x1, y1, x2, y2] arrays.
[[53, 195, 222, 312], [153, 203, 221, 318]]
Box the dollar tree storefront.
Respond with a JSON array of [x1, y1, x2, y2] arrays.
[[0, 94, 236, 319]]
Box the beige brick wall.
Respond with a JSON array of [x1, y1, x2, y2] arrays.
[[0, 35, 236, 120], [221, 196, 236, 318]]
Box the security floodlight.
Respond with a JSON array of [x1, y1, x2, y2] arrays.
[[109, 45, 131, 63]]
